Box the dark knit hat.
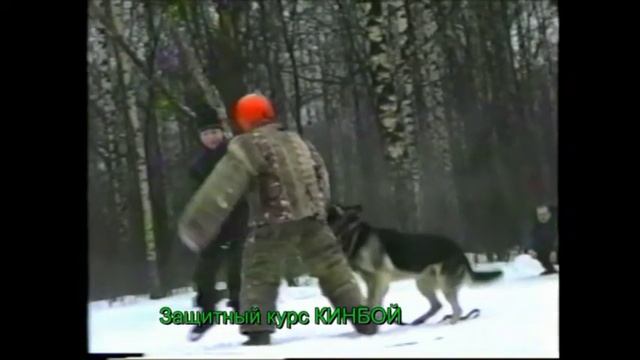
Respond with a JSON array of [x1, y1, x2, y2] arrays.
[[193, 102, 222, 132]]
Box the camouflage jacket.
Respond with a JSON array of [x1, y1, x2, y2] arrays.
[[179, 123, 330, 252]]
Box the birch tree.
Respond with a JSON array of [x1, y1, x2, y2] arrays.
[[104, 0, 163, 297]]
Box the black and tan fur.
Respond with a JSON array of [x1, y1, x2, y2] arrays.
[[327, 205, 503, 325]]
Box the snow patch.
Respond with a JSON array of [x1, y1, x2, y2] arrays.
[[89, 259, 558, 357]]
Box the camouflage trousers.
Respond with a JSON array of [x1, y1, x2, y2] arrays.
[[283, 253, 308, 285], [239, 217, 363, 334]]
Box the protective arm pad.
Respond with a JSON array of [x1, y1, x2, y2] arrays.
[[305, 140, 331, 203], [179, 146, 253, 252]]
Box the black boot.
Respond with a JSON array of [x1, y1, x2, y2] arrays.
[[243, 331, 271, 346], [354, 322, 378, 335], [189, 294, 217, 342], [188, 322, 215, 342], [226, 299, 240, 312], [538, 253, 557, 276]]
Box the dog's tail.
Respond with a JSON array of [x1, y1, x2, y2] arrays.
[[461, 253, 503, 282]]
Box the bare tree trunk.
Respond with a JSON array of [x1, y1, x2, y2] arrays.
[[185, 0, 208, 68], [145, 98, 171, 296], [144, 0, 172, 297], [361, 0, 401, 165], [195, 2, 251, 129], [317, 29, 346, 203], [108, 0, 163, 297], [391, 0, 421, 232], [258, 0, 289, 126], [275, 0, 303, 135], [335, 0, 376, 208], [404, 0, 434, 232], [420, 0, 463, 238], [532, 0, 558, 203], [360, 0, 418, 229], [89, 20, 129, 243]]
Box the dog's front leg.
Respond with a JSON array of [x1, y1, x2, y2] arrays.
[[367, 273, 391, 323], [358, 271, 376, 307]]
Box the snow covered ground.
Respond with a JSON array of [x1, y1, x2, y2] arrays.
[[89, 255, 558, 358]]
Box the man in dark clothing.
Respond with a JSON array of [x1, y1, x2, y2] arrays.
[[187, 104, 250, 341], [528, 205, 558, 276]]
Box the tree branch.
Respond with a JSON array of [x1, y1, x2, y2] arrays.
[[168, 22, 233, 131], [89, 0, 196, 123], [279, 69, 367, 87]]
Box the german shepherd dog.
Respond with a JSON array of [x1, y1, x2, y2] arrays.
[[327, 204, 503, 325]]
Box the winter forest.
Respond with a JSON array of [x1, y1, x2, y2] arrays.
[[88, 0, 558, 301]]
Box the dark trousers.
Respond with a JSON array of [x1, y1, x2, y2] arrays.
[[534, 247, 557, 273], [193, 232, 245, 312]]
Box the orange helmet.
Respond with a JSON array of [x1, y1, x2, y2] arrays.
[[233, 93, 275, 132]]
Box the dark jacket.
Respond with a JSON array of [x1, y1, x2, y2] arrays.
[[189, 141, 250, 246], [529, 208, 558, 252], [179, 124, 331, 251]]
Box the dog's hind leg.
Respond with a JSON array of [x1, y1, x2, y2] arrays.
[[411, 266, 442, 325], [440, 265, 465, 324], [441, 287, 463, 324]]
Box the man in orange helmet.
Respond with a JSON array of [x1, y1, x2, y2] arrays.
[[179, 93, 377, 345]]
